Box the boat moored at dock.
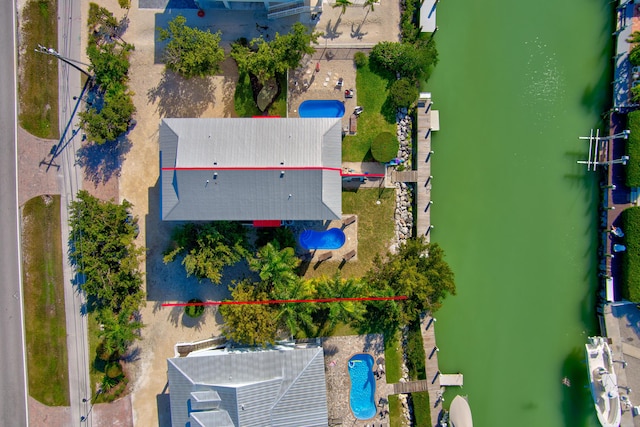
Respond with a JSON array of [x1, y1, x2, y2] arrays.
[[585, 336, 621, 427]]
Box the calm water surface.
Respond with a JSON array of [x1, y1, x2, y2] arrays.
[[428, 1, 612, 425]]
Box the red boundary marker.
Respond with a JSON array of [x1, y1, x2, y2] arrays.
[[162, 295, 407, 307], [161, 166, 385, 178]]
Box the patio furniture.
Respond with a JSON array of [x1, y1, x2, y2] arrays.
[[317, 251, 333, 262], [343, 250, 356, 261], [349, 114, 358, 135]]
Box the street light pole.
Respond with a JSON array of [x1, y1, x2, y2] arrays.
[[34, 44, 92, 79]]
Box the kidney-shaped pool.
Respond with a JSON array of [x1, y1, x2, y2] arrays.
[[348, 353, 376, 420]]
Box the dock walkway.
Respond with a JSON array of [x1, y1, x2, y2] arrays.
[[415, 99, 438, 240], [419, 312, 443, 426]]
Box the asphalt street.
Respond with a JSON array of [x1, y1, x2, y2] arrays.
[[0, 0, 29, 425]]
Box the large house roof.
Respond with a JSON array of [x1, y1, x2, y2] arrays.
[[159, 118, 343, 221], [167, 346, 328, 427]]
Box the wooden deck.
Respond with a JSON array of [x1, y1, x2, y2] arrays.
[[415, 102, 436, 240], [393, 380, 431, 394], [419, 312, 443, 426]]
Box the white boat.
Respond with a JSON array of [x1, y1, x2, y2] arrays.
[[449, 395, 473, 427], [585, 336, 621, 427]]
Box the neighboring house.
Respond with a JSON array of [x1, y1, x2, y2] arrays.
[[167, 345, 329, 427], [159, 118, 342, 222]]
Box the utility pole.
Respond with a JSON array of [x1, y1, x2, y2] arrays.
[[34, 45, 92, 79]]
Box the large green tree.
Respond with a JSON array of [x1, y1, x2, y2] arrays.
[[370, 39, 438, 81], [163, 222, 249, 284], [272, 276, 316, 338], [158, 15, 225, 78], [68, 190, 144, 314], [220, 280, 277, 346], [86, 42, 134, 93], [79, 89, 136, 144], [366, 238, 455, 323], [231, 23, 320, 84]]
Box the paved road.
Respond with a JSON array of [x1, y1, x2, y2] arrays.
[[56, 0, 92, 424], [0, 0, 29, 425]]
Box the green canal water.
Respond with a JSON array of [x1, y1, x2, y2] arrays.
[[428, 1, 613, 426]]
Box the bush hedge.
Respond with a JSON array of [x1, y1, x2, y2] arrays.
[[371, 132, 399, 163], [627, 111, 640, 187], [389, 78, 419, 109], [185, 299, 205, 318], [622, 207, 640, 301]]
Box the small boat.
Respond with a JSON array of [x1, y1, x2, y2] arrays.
[[585, 336, 621, 427], [562, 377, 571, 387], [449, 395, 473, 427], [611, 226, 624, 238], [613, 244, 626, 253]]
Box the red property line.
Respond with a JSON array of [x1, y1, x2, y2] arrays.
[[161, 166, 385, 178], [162, 295, 407, 307]]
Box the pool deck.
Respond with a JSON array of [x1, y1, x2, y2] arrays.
[[322, 334, 393, 427], [292, 216, 359, 263]]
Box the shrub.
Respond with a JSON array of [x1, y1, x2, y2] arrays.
[[185, 299, 205, 318], [105, 361, 123, 379], [622, 207, 640, 301], [370, 41, 437, 81], [389, 78, 418, 109], [354, 51, 368, 68], [627, 111, 640, 187], [371, 132, 399, 163]]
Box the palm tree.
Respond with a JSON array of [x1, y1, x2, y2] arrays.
[[317, 274, 365, 328], [363, 0, 376, 12], [332, 0, 353, 15], [98, 309, 142, 358], [249, 242, 300, 291], [273, 279, 317, 338]]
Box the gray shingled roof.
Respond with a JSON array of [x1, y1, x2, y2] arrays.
[[160, 118, 343, 221], [167, 346, 328, 427]]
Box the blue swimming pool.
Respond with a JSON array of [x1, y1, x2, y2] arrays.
[[348, 354, 376, 420], [299, 100, 345, 118], [299, 228, 346, 250]]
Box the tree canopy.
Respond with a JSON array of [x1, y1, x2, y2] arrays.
[[68, 190, 144, 314], [163, 222, 249, 284], [365, 238, 455, 323], [79, 89, 135, 144], [220, 280, 277, 347], [231, 23, 320, 84], [370, 39, 438, 81], [158, 15, 225, 78]]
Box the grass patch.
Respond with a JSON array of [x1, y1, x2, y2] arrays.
[[411, 392, 431, 427], [388, 394, 403, 427], [303, 188, 395, 279], [342, 61, 395, 162], [234, 72, 287, 117], [406, 319, 426, 380], [622, 206, 640, 301], [384, 329, 403, 384], [19, 0, 59, 139], [627, 111, 640, 187], [22, 195, 69, 406]]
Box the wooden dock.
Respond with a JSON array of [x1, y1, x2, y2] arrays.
[[440, 374, 463, 387], [419, 312, 443, 426], [415, 99, 438, 241], [393, 379, 431, 394]]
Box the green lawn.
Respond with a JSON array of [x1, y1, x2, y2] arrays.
[[384, 329, 403, 384], [389, 394, 403, 427], [412, 392, 432, 427], [234, 72, 287, 117], [303, 188, 395, 279], [342, 61, 396, 162], [22, 195, 69, 406], [19, 0, 59, 138]]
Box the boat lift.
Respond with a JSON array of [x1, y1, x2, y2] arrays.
[[577, 129, 630, 171]]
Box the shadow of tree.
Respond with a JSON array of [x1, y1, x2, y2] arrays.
[[147, 70, 216, 118], [76, 136, 132, 186], [323, 17, 343, 40]]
